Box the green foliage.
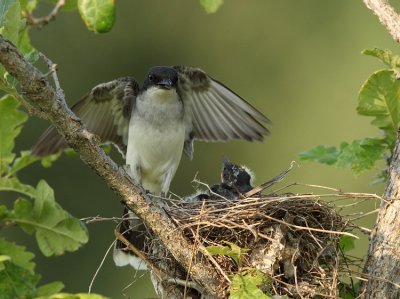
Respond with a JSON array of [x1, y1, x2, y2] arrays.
[[0, 239, 36, 272], [336, 138, 387, 174], [362, 48, 400, 69], [0, 177, 35, 197], [206, 243, 274, 298], [207, 241, 250, 268], [339, 235, 355, 252], [300, 138, 387, 175], [36, 282, 65, 297], [77, 0, 115, 33], [200, 0, 224, 14], [229, 270, 272, 299], [0, 261, 41, 298], [299, 145, 339, 165], [0, 0, 24, 44], [8, 180, 89, 256], [338, 281, 360, 299], [0, 101, 103, 298], [357, 70, 400, 142], [0, 3, 110, 295], [0, 70, 96, 297], [0, 239, 64, 299], [300, 48, 400, 178], [0, 95, 28, 173]]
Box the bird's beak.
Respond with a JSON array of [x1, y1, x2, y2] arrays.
[[157, 79, 173, 89]]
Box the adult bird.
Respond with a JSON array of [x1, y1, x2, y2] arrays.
[[32, 65, 271, 269]]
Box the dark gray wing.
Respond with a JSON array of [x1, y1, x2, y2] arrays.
[[174, 66, 271, 159], [31, 77, 139, 157]]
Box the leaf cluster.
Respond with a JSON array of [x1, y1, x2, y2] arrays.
[[0, 3, 109, 298], [206, 243, 290, 299], [299, 48, 400, 180]]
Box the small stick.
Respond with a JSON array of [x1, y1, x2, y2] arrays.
[[24, 0, 66, 27], [244, 161, 296, 197]]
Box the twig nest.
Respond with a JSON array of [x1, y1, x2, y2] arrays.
[[165, 161, 349, 298]]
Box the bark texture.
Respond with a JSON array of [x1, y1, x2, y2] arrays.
[[362, 130, 400, 298], [0, 35, 222, 298], [363, 0, 400, 42], [361, 1, 400, 297]]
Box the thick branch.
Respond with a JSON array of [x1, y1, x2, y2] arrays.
[[361, 1, 400, 297], [363, 0, 400, 42], [362, 129, 400, 298], [0, 36, 222, 298]]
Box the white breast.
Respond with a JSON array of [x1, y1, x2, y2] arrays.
[[126, 87, 185, 195]]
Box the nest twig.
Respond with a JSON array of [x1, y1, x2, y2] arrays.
[[168, 192, 348, 298], [118, 161, 377, 298]]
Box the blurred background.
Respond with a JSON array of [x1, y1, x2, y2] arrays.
[[5, 0, 400, 297]]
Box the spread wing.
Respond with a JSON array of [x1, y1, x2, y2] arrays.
[[31, 77, 139, 157], [174, 66, 271, 159]]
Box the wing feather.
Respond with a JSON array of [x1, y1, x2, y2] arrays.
[[175, 66, 271, 150], [31, 77, 139, 157]]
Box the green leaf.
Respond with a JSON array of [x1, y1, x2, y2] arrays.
[[357, 70, 400, 140], [20, 0, 38, 13], [300, 138, 387, 175], [362, 48, 400, 69], [0, 205, 8, 219], [19, 28, 39, 63], [36, 281, 65, 297], [8, 151, 40, 176], [0, 238, 35, 273], [0, 95, 28, 174], [207, 241, 249, 268], [13, 198, 35, 234], [78, 0, 115, 33], [0, 0, 23, 44], [0, 261, 40, 299], [64, 148, 77, 157], [0, 177, 36, 198], [229, 270, 271, 299], [339, 235, 355, 252], [11, 180, 89, 256], [339, 281, 359, 299], [40, 152, 62, 168], [0, 255, 11, 271], [336, 138, 387, 174], [200, 0, 224, 14], [299, 145, 339, 165]]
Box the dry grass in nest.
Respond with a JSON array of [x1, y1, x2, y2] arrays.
[[162, 162, 368, 298], [110, 161, 379, 298]]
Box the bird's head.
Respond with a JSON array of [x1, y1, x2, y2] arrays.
[[143, 66, 179, 91]]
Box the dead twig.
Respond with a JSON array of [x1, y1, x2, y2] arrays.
[[23, 0, 66, 27]]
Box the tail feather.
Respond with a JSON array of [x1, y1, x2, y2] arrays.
[[113, 208, 148, 270]]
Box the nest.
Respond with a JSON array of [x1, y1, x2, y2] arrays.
[[170, 194, 347, 297], [133, 161, 362, 298]]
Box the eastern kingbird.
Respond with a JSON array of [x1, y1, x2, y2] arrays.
[[32, 65, 271, 269]]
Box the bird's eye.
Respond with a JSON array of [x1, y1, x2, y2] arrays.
[[148, 74, 154, 81]]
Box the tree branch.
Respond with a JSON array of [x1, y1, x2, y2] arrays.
[[363, 0, 400, 42], [23, 0, 66, 27], [0, 35, 222, 298], [362, 2, 400, 297], [362, 129, 400, 298]]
